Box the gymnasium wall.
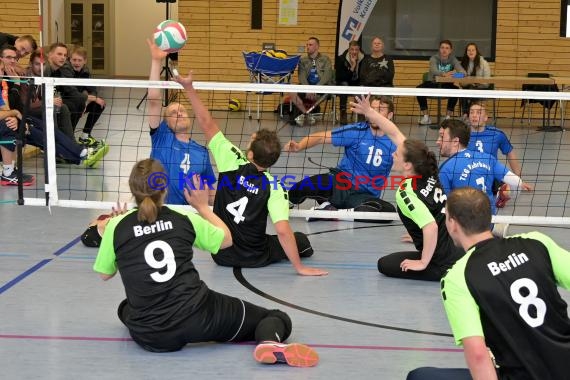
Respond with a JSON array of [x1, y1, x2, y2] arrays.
[[1, 0, 570, 109]]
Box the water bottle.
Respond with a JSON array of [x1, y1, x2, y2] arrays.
[[54, 89, 61, 114]]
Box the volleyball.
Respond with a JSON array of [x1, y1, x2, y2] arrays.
[[228, 98, 241, 111], [154, 20, 187, 53]]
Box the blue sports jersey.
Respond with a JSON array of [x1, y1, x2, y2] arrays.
[[439, 149, 510, 214], [331, 122, 397, 197], [150, 121, 216, 205], [467, 125, 513, 158]]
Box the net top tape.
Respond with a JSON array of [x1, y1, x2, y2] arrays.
[[26, 76, 570, 101]]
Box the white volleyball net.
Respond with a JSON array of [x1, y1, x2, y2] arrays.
[[10, 76, 570, 226]]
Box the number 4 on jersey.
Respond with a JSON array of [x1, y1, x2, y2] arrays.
[[226, 196, 248, 224]]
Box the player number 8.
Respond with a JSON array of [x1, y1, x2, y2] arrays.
[[510, 278, 546, 328], [144, 240, 176, 283]]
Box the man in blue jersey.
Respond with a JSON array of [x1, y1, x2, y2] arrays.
[[467, 101, 524, 208], [284, 95, 397, 221], [437, 119, 532, 216], [147, 39, 216, 205]]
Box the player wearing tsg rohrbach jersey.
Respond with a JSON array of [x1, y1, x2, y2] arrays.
[[439, 149, 509, 214], [467, 125, 513, 158], [396, 176, 463, 272], [150, 120, 216, 205], [333, 122, 396, 197], [208, 131, 290, 267], [93, 206, 225, 337], [441, 231, 570, 379]]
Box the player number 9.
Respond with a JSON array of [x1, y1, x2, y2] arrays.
[[144, 240, 176, 283]]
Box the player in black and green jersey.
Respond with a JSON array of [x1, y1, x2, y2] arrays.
[[408, 187, 570, 380], [93, 159, 319, 366], [351, 95, 463, 281], [174, 71, 327, 276]]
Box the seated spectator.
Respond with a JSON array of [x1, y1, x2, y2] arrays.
[[44, 42, 88, 130], [0, 32, 37, 75], [459, 42, 491, 118], [288, 37, 333, 123], [416, 40, 465, 125], [285, 95, 397, 222], [359, 36, 395, 88], [0, 45, 24, 112], [0, 32, 37, 59], [23, 49, 76, 140], [23, 115, 109, 167], [0, 97, 34, 186], [70, 46, 107, 147], [335, 41, 364, 125]]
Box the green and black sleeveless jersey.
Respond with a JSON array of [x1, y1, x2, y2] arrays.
[[442, 232, 570, 380], [208, 132, 289, 264], [93, 206, 225, 335], [396, 176, 463, 268]]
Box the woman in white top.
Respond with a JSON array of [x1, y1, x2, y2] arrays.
[[459, 43, 491, 118]]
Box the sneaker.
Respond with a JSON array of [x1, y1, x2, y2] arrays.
[[78, 136, 102, 148], [306, 201, 337, 222], [0, 171, 35, 186], [496, 184, 511, 209], [253, 342, 319, 367], [83, 142, 110, 168], [419, 114, 432, 125], [492, 223, 510, 238]]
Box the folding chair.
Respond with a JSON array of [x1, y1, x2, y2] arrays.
[[243, 52, 300, 120], [521, 73, 560, 131]]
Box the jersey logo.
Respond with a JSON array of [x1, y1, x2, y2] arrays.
[[399, 190, 415, 212]]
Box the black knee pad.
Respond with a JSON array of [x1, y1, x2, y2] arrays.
[[268, 309, 292, 341], [294, 232, 314, 258], [377, 257, 385, 274]]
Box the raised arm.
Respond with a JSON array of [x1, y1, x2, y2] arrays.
[[174, 71, 220, 143], [184, 175, 232, 249], [350, 95, 406, 147], [284, 130, 332, 153], [146, 39, 167, 129]]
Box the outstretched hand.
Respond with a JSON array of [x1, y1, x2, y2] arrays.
[[349, 94, 372, 116], [110, 201, 128, 217], [521, 182, 534, 192], [297, 265, 328, 276], [283, 140, 300, 152], [183, 174, 209, 210], [146, 38, 168, 61], [172, 70, 194, 90]]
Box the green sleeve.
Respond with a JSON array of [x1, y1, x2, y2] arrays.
[[266, 171, 289, 223], [396, 179, 435, 229], [441, 249, 484, 346], [93, 214, 125, 275], [519, 231, 570, 289], [184, 210, 226, 254], [208, 131, 248, 173]]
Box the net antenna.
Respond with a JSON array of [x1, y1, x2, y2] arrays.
[[136, 0, 179, 110]]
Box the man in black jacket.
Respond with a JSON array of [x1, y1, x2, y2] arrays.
[[335, 41, 363, 124]]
